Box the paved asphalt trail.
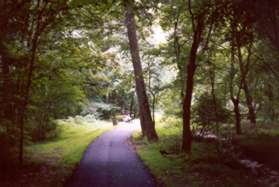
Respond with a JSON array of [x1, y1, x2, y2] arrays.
[[67, 121, 156, 187]]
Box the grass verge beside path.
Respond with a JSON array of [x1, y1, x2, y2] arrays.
[[132, 117, 264, 187], [1, 120, 112, 187]]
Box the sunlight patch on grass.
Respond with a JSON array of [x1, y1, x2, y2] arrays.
[[27, 121, 111, 166], [24, 120, 112, 186], [133, 117, 261, 186]]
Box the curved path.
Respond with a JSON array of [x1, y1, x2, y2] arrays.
[[67, 121, 156, 187]]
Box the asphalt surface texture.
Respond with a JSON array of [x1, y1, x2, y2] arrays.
[[67, 120, 156, 187]]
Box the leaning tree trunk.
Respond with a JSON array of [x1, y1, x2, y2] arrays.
[[182, 15, 204, 153], [124, 0, 158, 141], [129, 93, 134, 118]]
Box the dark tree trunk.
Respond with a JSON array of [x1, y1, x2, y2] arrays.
[[230, 17, 242, 135], [236, 40, 257, 126], [152, 94, 155, 125], [182, 63, 195, 153], [0, 44, 14, 130], [243, 81, 256, 124], [129, 93, 134, 118], [209, 62, 218, 127], [232, 99, 241, 134], [1, 58, 12, 124], [124, 0, 158, 141], [19, 25, 40, 165], [267, 84, 275, 122], [173, 16, 185, 102], [182, 15, 204, 153]]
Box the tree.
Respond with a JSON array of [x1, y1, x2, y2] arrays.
[[229, 28, 242, 134], [181, 0, 206, 153], [123, 0, 158, 141]]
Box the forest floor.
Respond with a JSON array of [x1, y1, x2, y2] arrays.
[[235, 123, 279, 171], [0, 119, 112, 187], [133, 118, 279, 187]]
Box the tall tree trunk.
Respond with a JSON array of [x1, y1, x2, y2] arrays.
[[230, 17, 242, 135], [124, 0, 158, 141], [173, 15, 185, 102], [267, 84, 275, 122], [182, 63, 195, 153], [181, 15, 204, 153], [236, 41, 256, 126], [232, 99, 241, 134], [1, 58, 12, 125], [19, 15, 41, 164], [152, 96, 155, 124], [209, 62, 219, 132], [0, 44, 14, 131], [129, 93, 134, 118], [242, 81, 256, 124], [18, 38, 38, 165]]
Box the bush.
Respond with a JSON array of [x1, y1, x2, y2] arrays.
[[193, 93, 230, 132], [31, 120, 58, 141]]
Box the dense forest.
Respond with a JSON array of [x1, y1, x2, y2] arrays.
[[1, 0, 279, 186]]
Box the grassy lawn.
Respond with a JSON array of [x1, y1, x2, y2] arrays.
[[133, 117, 265, 187], [1, 119, 112, 187]]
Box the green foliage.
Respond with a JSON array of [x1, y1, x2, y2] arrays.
[[160, 88, 182, 116], [193, 93, 230, 127], [83, 102, 120, 120]]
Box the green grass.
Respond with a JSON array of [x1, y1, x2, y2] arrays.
[[27, 121, 111, 165], [16, 120, 112, 187], [133, 116, 262, 187]]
